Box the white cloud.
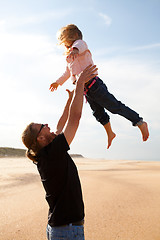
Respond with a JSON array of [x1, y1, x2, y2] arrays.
[[0, 19, 6, 26], [0, 19, 6, 33], [93, 43, 160, 58], [0, 28, 73, 149], [93, 46, 121, 57], [129, 43, 160, 52], [2, 9, 72, 29], [0, 32, 55, 56], [99, 12, 112, 26]]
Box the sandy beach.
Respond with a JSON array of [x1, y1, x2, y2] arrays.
[[0, 157, 160, 240]]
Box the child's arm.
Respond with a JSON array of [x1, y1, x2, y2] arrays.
[[49, 66, 71, 92], [67, 40, 88, 61], [67, 47, 79, 61]]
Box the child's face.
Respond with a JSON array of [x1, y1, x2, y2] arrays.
[[64, 40, 73, 49]]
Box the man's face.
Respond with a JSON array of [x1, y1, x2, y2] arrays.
[[33, 123, 55, 146]]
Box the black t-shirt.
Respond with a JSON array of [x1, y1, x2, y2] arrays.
[[37, 133, 84, 226]]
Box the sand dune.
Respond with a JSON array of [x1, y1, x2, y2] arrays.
[[0, 157, 160, 240]]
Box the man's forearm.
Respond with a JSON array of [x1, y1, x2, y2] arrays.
[[63, 65, 98, 146], [69, 81, 84, 121], [68, 65, 97, 122], [55, 91, 73, 134]]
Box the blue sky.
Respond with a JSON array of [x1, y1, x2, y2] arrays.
[[0, 0, 160, 160]]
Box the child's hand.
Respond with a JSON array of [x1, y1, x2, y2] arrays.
[[67, 48, 79, 61], [49, 82, 59, 92]]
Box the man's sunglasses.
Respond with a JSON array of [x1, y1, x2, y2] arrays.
[[36, 124, 45, 139]]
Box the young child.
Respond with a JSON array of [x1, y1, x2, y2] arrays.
[[50, 24, 149, 149]]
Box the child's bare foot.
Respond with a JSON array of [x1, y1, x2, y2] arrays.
[[138, 122, 149, 141], [107, 132, 116, 149], [103, 122, 116, 149]]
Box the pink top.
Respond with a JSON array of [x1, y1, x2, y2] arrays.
[[56, 40, 98, 85]]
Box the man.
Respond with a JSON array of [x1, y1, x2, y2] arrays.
[[22, 65, 97, 240]]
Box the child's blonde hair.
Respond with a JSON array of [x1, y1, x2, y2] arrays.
[[57, 24, 83, 48]]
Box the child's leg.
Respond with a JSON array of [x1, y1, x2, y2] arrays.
[[103, 122, 116, 149], [86, 96, 116, 149], [86, 77, 149, 142]]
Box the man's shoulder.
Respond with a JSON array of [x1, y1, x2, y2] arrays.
[[50, 133, 70, 151], [37, 133, 70, 163]]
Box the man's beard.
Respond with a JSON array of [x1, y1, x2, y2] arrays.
[[46, 132, 55, 144]]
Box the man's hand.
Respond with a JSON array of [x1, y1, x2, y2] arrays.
[[49, 82, 59, 92], [66, 89, 74, 101], [77, 64, 98, 84]]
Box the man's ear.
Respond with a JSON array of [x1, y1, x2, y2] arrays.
[[37, 135, 45, 144]]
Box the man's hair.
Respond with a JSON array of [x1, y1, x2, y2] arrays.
[[22, 123, 41, 163], [57, 24, 83, 46]]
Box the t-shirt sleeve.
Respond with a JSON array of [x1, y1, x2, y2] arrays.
[[72, 40, 88, 54], [54, 133, 70, 151]]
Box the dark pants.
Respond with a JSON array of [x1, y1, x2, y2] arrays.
[[46, 224, 85, 240], [85, 77, 143, 126]]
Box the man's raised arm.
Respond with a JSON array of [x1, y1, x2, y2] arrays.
[[55, 89, 74, 135], [64, 65, 98, 146]]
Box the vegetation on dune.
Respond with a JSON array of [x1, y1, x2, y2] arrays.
[[0, 147, 83, 158], [0, 147, 26, 157]]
